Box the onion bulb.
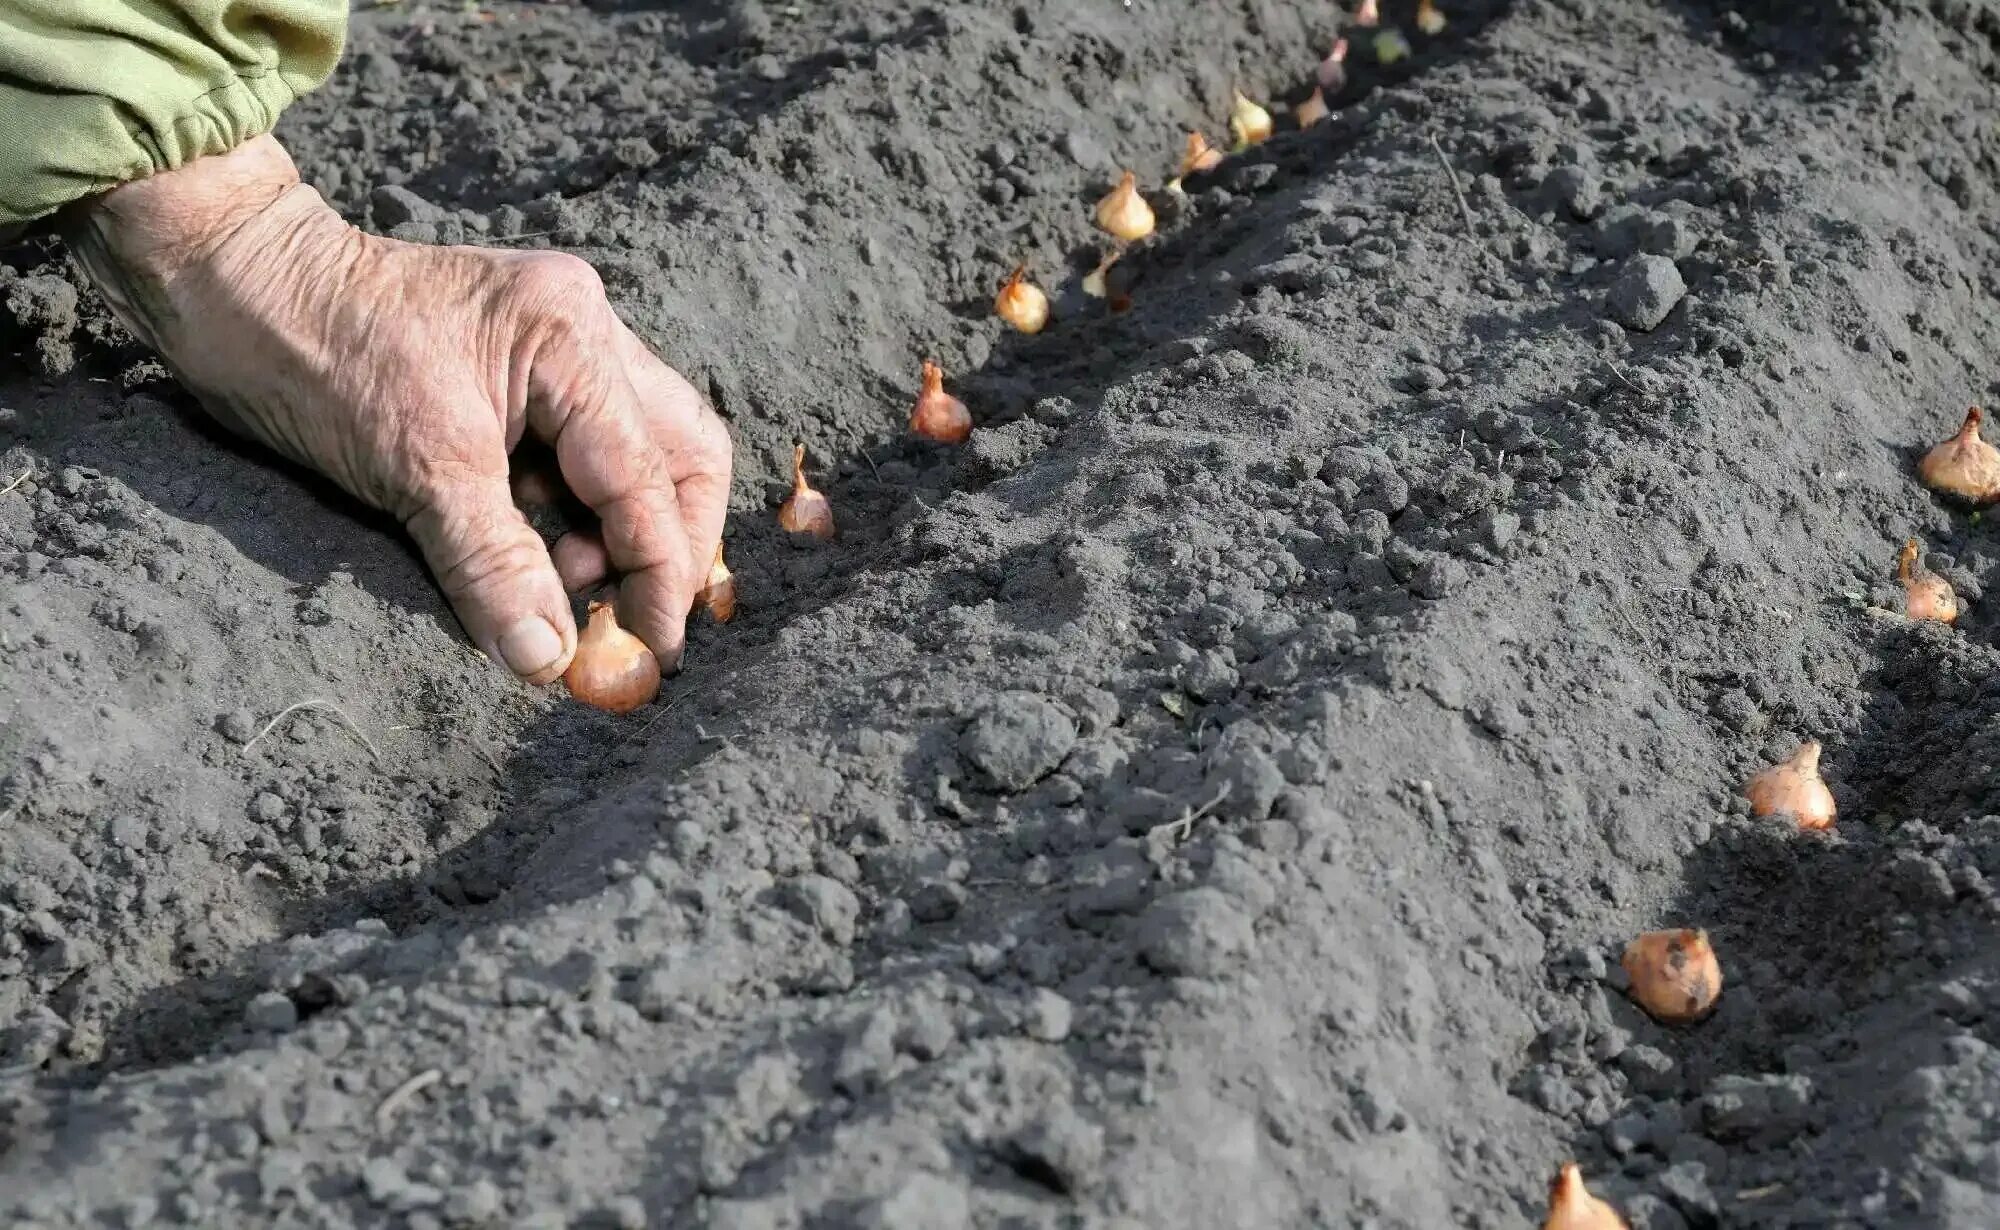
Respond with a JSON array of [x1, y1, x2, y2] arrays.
[[1417, 0, 1447, 35], [994, 265, 1049, 334], [1355, 0, 1381, 28], [1621, 929, 1722, 1025], [1898, 539, 1958, 624], [909, 359, 972, 444], [1919, 406, 2000, 503], [1168, 131, 1225, 193], [696, 542, 736, 622], [1082, 249, 1121, 299], [777, 443, 834, 540], [1317, 39, 1350, 93], [564, 601, 660, 713], [1542, 1164, 1628, 1230], [1744, 740, 1836, 831], [1374, 28, 1413, 63], [1296, 87, 1330, 129], [1229, 90, 1273, 150], [1094, 171, 1156, 243]]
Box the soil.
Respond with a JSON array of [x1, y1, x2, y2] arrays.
[[6, 0, 2000, 1225]]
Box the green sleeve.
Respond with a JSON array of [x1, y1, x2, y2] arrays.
[[0, 0, 346, 228]]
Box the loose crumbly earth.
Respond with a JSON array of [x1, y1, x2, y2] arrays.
[[6, 0, 2000, 1225]]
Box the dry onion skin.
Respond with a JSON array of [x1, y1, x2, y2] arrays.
[[1918, 406, 2000, 503], [1229, 90, 1274, 150], [994, 265, 1050, 335], [1621, 929, 1722, 1025], [777, 443, 835, 541], [1094, 171, 1156, 243], [1296, 87, 1331, 129], [1417, 0, 1447, 34], [909, 359, 972, 445], [1542, 1164, 1629, 1230], [696, 542, 736, 623], [1316, 38, 1350, 93], [1899, 538, 1958, 624], [1743, 740, 1836, 831], [564, 601, 660, 714]]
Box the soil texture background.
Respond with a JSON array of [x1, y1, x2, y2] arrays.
[[8, 0, 2000, 1225]]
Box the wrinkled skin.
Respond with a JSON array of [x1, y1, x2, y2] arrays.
[[67, 135, 732, 684]]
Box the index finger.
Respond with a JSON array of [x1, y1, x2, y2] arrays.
[[528, 330, 700, 670], [612, 319, 731, 581]]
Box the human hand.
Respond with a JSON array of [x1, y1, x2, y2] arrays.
[[64, 135, 732, 684]]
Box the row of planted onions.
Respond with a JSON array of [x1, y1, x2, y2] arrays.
[[557, 5, 1967, 1223], [1548, 405, 1996, 1227], [565, 0, 1458, 712]]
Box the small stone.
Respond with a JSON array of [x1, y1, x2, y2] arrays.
[[910, 880, 966, 923], [1607, 255, 1686, 332], [856, 1173, 970, 1230], [1023, 989, 1074, 1042], [1617, 1044, 1676, 1094], [250, 792, 287, 823], [1543, 165, 1602, 219], [960, 693, 1076, 792], [244, 991, 299, 1032], [1656, 1161, 1719, 1225], [371, 185, 443, 229], [1005, 1108, 1105, 1194], [442, 1179, 503, 1225], [778, 874, 860, 946], [361, 1156, 410, 1206], [1411, 555, 1466, 600], [1137, 888, 1254, 978], [217, 708, 258, 744]]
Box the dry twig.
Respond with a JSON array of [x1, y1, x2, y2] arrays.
[[1428, 134, 1477, 237], [375, 1068, 443, 1128]]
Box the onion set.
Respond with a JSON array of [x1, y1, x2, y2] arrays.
[[564, 601, 660, 713], [1169, 131, 1224, 193], [1229, 90, 1273, 150], [1417, 0, 1447, 35], [1374, 28, 1412, 63], [1355, 0, 1380, 27], [1898, 538, 1958, 624], [1621, 929, 1722, 1025], [909, 359, 972, 444], [1744, 740, 1836, 831], [1317, 38, 1350, 93], [994, 265, 1050, 334], [1094, 170, 1156, 243], [778, 443, 835, 540], [1082, 249, 1121, 299], [697, 542, 735, 622], [1919, 406, 2000, 503], [1542, 1164, 1627, 1230], [1296, 87, 1330, 129]]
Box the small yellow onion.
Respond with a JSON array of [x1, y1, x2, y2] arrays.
[[1744, 740, 1836, 831], [564, 601, 660, 714], [1168, 131, 1225, 193], [1081, 249, 1121, 300], [1317, 38, 1350, 93], [1355, 0, 1380, 27], [1296, 87, 1330, 129], [1542, 1164, 1628, 1230], [1621, 929, 1722, 1025], [994, 265, 1049, 334], [1374, 28, 1413, 63], [777, 443, 834, 541], [1918, 406, 2000, 503], [1898, 538, 1957, 624], [1417, 0, 1447, 35], [1094, 171, 1155, 243], [909, 359, 972, 445], [1229, 90, 1273, 150], [696, 542, 735, 622]]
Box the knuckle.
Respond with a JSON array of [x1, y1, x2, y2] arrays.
[[514, 251, 606, 312]]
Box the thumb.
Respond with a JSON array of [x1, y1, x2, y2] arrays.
[[405, 474, 578, 684]]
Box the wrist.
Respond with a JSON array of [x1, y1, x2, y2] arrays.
[[62, 135, 332, 351]]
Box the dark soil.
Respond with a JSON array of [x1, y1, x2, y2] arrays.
[[8, 0, 2000, 1225]]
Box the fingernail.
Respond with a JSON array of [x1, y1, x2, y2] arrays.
[[497, 617, 563, 678]]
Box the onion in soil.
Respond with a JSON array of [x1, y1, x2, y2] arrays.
[[778, 444, 835, 541], [565, 601, 660, 713], [1744, 740, 1836, 831]]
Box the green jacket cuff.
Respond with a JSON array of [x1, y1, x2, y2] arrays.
[[0, 1, 347, 228]]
